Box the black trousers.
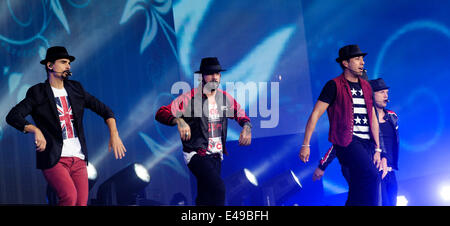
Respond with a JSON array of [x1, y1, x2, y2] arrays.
[[335, 136, 381, 206], [381, 171, 398, 206], [187, 154, 225, 206]]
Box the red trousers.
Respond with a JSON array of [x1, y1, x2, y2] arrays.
[[42, 157, 88, 206]]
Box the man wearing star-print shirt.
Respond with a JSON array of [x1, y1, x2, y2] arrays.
[[299, 45, 386, 206], [311, 78, 398, 206], [6, 46, 127, 206]]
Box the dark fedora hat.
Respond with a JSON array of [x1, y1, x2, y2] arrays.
[[369, 78, 390, 92], [40, 46, 75, 65], [336, 44, 367, 63], [195, 57, 226, 74]]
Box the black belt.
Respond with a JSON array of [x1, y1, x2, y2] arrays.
[[184, 148, 221, 158], [207, 153, 221, 159]]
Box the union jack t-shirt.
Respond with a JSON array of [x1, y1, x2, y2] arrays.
[[51, 87, 85, 160]]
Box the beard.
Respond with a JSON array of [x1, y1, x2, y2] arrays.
[[62, 70, 71, 80], [203, 80, 219, 92]]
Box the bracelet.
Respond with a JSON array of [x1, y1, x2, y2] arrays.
[[375, 148, 382, 153], [302, 144, 310, 147]]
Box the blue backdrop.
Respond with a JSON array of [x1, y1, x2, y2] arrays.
[[1, 0, 450, 206]]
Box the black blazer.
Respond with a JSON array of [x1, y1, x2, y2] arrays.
[[6, 79, 115, 169]]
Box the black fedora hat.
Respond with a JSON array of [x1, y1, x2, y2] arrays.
[[335, 44, 367, 63], [195, 57, 226, 74], [40, 46, 75, 65], [369, 78, 390, 92]]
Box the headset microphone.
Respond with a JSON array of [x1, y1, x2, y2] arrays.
[[62, 71, 72, 80], [50, 68, 72, 79], [361, 68, 368, 80]]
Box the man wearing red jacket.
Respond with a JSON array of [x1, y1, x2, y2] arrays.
[[299, 45, 383, 205], [155, 57, 252, 206]]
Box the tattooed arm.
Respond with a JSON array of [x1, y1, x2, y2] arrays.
[[173, 118, 191, 141], [239, 123, 252, 146]]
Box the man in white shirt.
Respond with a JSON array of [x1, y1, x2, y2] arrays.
[[6, 46, 127, 206]]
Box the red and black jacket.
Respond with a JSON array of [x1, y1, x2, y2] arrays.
[[155, 88, 250, 155], [328, 74, 376, 147]]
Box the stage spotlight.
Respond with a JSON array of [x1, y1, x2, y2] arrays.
[[396, 195, 408, 206], [290, 170, 302, 188], [46, 161, 97, 205], [261, 170, 303, 206], [244, 168, 258, 186], [87, 162, 98, 189], [134, 163, 150, 182], [96, 163, 150, 206], [440, 185, 450, 201], [225, 168, 259, 205]]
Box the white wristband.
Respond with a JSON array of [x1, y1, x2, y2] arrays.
[[375, 148, 382, 153]]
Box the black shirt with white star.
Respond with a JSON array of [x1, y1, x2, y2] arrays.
[[318, 80, 370, 140]]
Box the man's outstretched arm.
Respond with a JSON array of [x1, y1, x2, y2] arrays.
[[106, 118, 126, 159], [299, 100, 329, 163]]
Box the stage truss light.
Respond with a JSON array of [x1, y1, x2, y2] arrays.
[[225, 168, 259, 205], [96, 163, 151, 206], [261, 170, 303, 206]]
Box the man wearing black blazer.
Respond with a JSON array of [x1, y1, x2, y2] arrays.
[[6, 46, 127, 206]]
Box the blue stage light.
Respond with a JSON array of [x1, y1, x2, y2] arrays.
[[396, 195, 408, 206], [134, 163, 150, 183], [95, 163, 151, 206], [225, 168, 259, 205], [290, 170, 302, 188], [440, 185, 450, 201], [87, 162, 98, 182], [244, 168, 258, 186], [260, 170, 303, 206]]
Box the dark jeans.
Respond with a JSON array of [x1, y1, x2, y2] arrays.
[[188, 154, 225, 206], [381, 171, 398, 206], [335, 136, 380, 206]]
